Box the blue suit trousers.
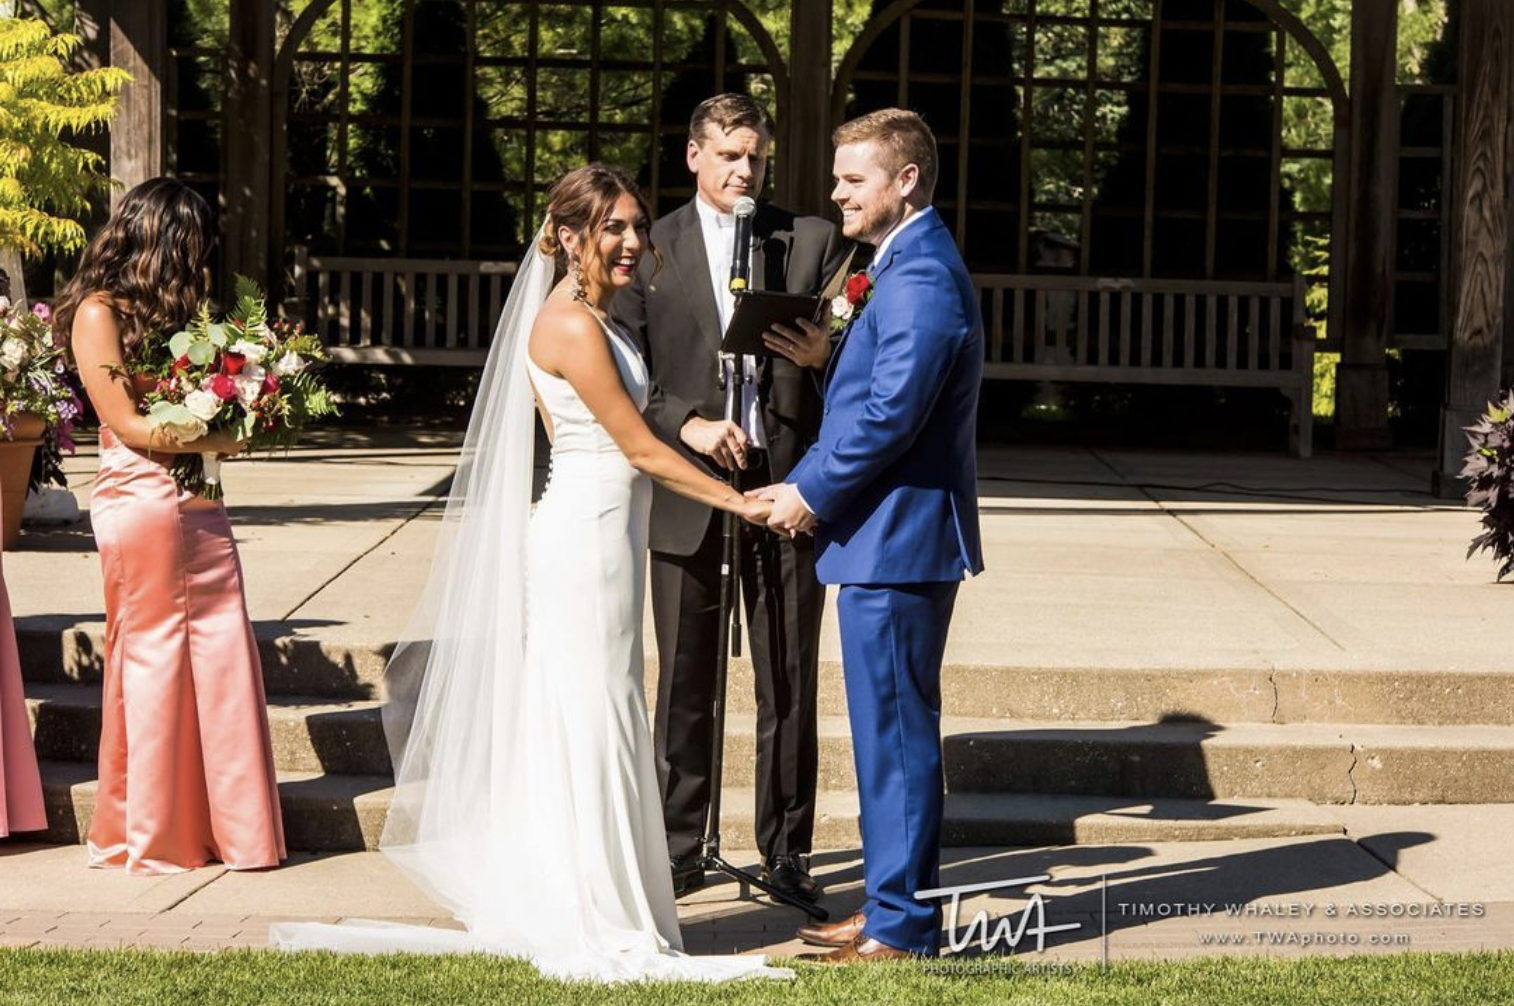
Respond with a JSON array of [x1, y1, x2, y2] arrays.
[[837, 581, 959, 955]]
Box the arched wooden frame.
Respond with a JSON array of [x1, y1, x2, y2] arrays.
[[831, 0, 1349, 331], [269, 0, 787, 266]]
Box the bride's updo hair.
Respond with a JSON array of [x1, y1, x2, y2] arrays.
[[539, 163, 656, 297]]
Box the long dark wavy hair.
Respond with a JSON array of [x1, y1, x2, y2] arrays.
[[53, 177, 217, 360]]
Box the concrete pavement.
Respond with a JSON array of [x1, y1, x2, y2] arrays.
[[3, 428, 1512, 960]]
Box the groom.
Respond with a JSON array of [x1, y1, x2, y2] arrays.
[[757, 108, 984, 962]]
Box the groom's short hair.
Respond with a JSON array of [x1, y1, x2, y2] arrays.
[[833, 108, 938, 202], [689, 93, 773, 146]]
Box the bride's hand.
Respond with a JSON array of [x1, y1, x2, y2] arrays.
[[741, 497, 773, 527]]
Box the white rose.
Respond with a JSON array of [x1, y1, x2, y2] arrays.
[[273, 352, 306, 377], [830, 295, 853, 321], [0, 337, 26, 371], [184, 388, 223, 421], [0, 296, 12, 315], [229, 339, 269, 364], [156, 416, 208, 444], [235, 364, 266, 404]]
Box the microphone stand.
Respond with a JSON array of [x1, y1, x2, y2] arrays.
[[690, 205, 827, 922]]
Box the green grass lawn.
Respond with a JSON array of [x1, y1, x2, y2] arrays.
[[2, 948, 1512, 1006]]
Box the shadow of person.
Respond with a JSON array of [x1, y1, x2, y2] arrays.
[[937, 831, 1439, 951], [946, 713, 1247, 848]]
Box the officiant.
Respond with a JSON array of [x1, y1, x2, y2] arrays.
[[614, 93, 848, 903]]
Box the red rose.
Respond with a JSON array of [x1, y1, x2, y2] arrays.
[[221, 352, 247, 375], [172, 355, 191, 372], [261, 373, 280, 395], [211, 374, 239, 401], [844, 272, 871, 304]]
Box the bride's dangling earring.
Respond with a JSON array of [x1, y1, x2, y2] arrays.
[[570, 256, 588, 303]]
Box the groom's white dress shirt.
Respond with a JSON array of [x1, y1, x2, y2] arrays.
[[695, 195, 766, 450]]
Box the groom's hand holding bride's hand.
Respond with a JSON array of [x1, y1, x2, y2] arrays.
[[740, 495, 773, 528], [747, 483, 816, 538]]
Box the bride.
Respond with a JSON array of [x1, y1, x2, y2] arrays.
[[272, 165, 789, 982]]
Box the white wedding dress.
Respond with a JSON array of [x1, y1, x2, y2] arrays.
[[271, 234, 790, 984]]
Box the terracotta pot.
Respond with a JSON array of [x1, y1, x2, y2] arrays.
[[0, 412, 46, 550]]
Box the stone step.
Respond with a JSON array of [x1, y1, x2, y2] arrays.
[[656, 660, 1514, 727], [29, 684, 1514, 803], [721, 714, 1514, 805], [21, 620, 1514, 725], [25, 685, 390, 777], [35, 761, 1348, 853], [37, 761, 392, 854], [16, 620, 391, 702]]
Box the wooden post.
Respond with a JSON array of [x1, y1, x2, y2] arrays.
[[780, 1, 833, 218], [1436, 0, 1514, 493], [1336, 0, 1398, 449], [109, 0, 165, 205], [222, 0, 276, 291]]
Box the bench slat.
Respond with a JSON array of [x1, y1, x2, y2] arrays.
[[1119, 290, 1133, 368], [1011, 289, 1025, 363], [1226, 295, 1238, 371]]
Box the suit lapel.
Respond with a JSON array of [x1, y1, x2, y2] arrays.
[[822, 211, 938, 389], [667, 204, 724, 353]]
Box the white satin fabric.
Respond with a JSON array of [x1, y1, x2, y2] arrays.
[[271, 231, 791, 983]]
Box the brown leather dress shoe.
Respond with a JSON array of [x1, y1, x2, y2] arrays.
[[795, 910, 866, 948], [800, 935, 915, 964]]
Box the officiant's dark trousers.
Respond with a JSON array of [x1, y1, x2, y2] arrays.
[[650, 475, 823, 863]]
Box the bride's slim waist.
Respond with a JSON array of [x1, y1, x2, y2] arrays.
[[545, 442, 634, 463]]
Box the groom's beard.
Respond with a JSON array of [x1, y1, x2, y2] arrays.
[[847, 202, 907, 247]]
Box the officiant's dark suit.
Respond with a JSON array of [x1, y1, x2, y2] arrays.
[[613, 96, 847, 901]]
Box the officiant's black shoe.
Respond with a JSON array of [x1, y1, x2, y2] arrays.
[[761, 854, 820, 903], [670, 855, 706, 898]]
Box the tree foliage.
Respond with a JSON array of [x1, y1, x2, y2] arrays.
[[0, 16, 126, 256]]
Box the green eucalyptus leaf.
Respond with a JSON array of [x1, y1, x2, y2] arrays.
[[148, 401, 194, 424], [168, 331, 194, 359], [186, 341, 216, 366]]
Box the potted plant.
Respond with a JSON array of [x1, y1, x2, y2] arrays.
[[1463, 389, 1514, 583], [0, 14, 126, 546], [0, 295, 78, 547]]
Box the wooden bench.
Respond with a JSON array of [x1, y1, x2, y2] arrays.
[[289, 249, 1316, 457], [975, 275, 1317, 457], [288, 247, 516, 367]]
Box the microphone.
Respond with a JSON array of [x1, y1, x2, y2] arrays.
[[729, 196, 756, 293]]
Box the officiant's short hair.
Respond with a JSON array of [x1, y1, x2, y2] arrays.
[[689, 93, 773, 145], [834, 109, 939, 202]]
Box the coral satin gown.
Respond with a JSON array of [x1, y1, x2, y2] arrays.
[[0, 543, 46, 838], [86, 427, 285, 873]]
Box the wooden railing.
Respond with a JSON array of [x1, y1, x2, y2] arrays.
[[974, 274, 1317, 457], [289, 247, 518, 366]]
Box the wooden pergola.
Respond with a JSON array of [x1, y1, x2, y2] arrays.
[[68, 1, 1514, 485]]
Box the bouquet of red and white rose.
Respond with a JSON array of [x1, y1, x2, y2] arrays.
[[132, 276, 337, 500]]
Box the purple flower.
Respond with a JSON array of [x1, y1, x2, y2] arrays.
[[31, 302, 51, 323]]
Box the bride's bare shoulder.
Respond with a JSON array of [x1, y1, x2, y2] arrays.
[[530, 297, 609, 372]]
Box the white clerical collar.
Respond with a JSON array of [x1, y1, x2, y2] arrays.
[[695, 194, 737, 229], [871, 207, 930, 262]]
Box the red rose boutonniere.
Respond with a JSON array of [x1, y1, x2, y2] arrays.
[[829, 269, 873, 334]]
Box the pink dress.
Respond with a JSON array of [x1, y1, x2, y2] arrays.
[[0, 545, 46, 837], [86, 427, 285, 873]]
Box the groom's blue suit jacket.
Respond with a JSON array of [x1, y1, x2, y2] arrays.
[[790, 208, 985, 585]]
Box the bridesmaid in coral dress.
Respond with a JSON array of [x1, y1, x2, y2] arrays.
[[57, 178, 285, 874], [0, 540, 46, 839]]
